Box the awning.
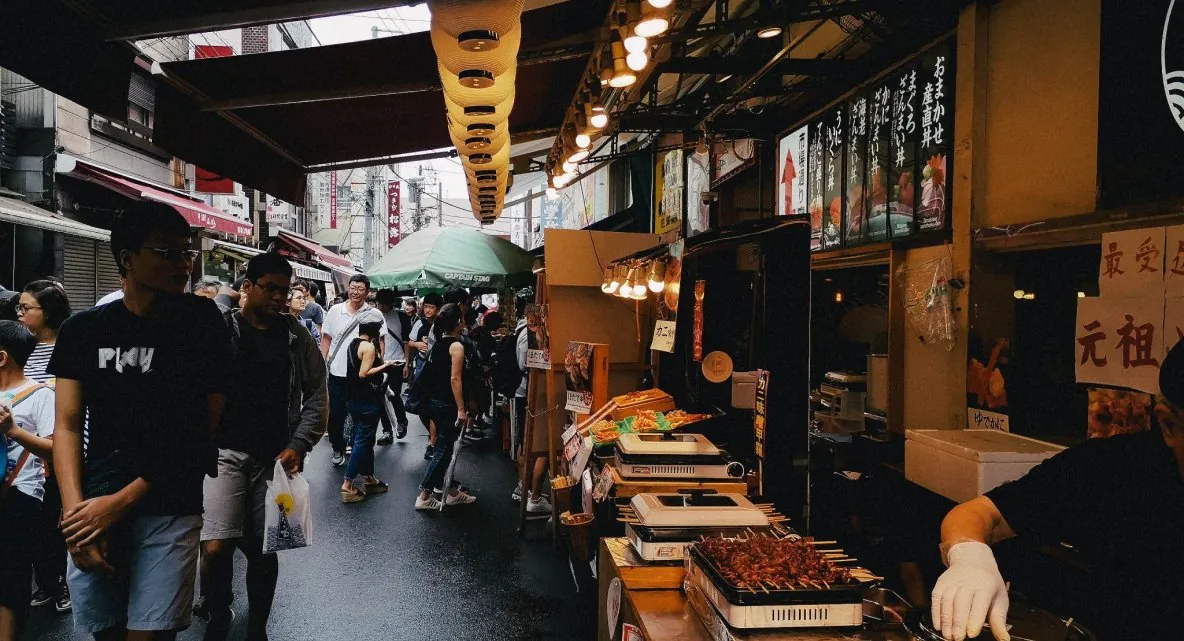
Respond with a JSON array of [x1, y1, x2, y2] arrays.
[[0, 195, 111, 241], [293, 263, 333, 282], [208, 239, 262, 262], [276, 230, 354, 270], [60, 157, 254, 237]]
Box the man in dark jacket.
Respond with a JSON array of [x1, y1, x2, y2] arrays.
[[197, 252, 328, 641]]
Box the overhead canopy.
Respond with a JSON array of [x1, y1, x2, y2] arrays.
[[367, 227, 535, 290], [0, 0, 611, 205], [274, 230, 355, 269], [0, 196, 111, 241]]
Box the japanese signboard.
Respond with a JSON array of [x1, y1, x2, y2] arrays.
[[654, 149, 684, 238], [777, 126, 809, 217], [387, 180, 401, 248], [865, 82, 893, 243], [1166, 295, 1184, 352], [889, 64, 919, 239], [1076, 295, 1165, 393], [1099, 227, 1167, 297], [329, 170, 338, 229], [711, 138, 758, 188], [754, 369, 769, 459], [808, 120, 826, 251], [686, 150, 712, 237], [1166, 225, 1184, 296], [918, 50, 953, 233], [651, 240, 685, 353], [845, 95, 868, 245], [564, 342, 608, 415], [693, 280, 705, 362], [525, 304, 551, 369], [822, 106, 845, 250]]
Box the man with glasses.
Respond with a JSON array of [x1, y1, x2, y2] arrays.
[[48, 201, 232, 640], [321, 274, 384, 467], [197, 253, 327, 641]]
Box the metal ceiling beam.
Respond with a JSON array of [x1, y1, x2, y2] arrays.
[[653, 0, 878, 44], [655, 56, 856, 76]]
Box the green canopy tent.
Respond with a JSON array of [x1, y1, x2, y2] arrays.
[[367, 227, 535, 290]]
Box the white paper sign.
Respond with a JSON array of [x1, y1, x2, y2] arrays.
[[1099, 228, 1167, 297], [1075, 295, 1165, 393], [968, 408, 1010, 432], [565, 389, 593, 414], [1166, 296, 1184, 353], [569, 435, 594, 481], [606, 578, 623, 637], [651, 320, 677, 353], [526, 349, 550, 370], [1165, 225, 1184, 296]]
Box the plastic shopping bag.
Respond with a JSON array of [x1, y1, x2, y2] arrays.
[[263, 460, 312, 554]]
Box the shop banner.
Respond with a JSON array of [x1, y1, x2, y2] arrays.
[[329, 170, 338, 229], [889, 64, 919, 239], [845, 95, 868, 245], [1075, 295, 1165, 393], [693, 280, 705, 362], [565, 342, 607, 414], [865, 81, 893, 243], [525, 304, 552, 369], [777, 126, 809, 217], [808, 120, 826, 251], [387, 180, 401, 248], [918, 50, 953, 233], [754, 369, 769, 459], [651, 240, 685, 353], [686, 150, 712, 237], [1166, 295, 1184, 352], [1099, 227, 1167, 297], [1165, 225, 1184, 296], [822, 106, 845, 251], [654, 149, 684, 238]]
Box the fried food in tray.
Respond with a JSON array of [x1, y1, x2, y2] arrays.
[[631, 410, 661, 432], [589, 419, 621, 444], [663, 409, 713, 427]]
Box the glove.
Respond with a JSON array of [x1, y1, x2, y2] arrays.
[[931, 541, 1010, 641]]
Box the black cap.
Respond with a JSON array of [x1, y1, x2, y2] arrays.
[[1161, 341, 1184, 406]]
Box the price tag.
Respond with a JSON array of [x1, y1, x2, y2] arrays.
[[563, 430, 582, 462], [651, 320, 677, 352], [592, 464, 615, 502]]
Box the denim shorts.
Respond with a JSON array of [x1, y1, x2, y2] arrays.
[[67, 514, 202, 634]]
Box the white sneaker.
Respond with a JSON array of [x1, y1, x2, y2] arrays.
[[415, 495, 441, 511], [511, 483, 523, 503], [445, 490, 477, 505], [526, 495, 552, 514]]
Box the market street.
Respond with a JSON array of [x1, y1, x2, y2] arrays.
[[24, 420, 591, 641]]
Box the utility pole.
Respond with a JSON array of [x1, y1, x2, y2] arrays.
[[437, 181, 443, 227]]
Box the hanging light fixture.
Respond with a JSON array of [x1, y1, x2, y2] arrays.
[[647, 0, 672, 7], [647, 260, 667, 293], [626, 50, 648, 72], [635, 4, 670, 37], [629, 268, 648, 300], [620, 25, 647, 54], [618, 266, 636, 298], [757, 25, 783, 39], [609, 41, 637, 87], [587, 101, 608, 129], [458, 68, 496, 88]]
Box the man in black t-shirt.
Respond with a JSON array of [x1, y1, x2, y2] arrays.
[[932, 342, 1184, 641], [197, 253, 327, 641], [49, 201, 232, 640]]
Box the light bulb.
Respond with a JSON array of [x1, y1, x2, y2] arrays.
[[1078, 291, 1086, 298], [610, 68, 637, 88], [567, 148, 590, 164], [757, 26, 783, 39], [576, 132, 592, 148], [624, 34, 647, 54], [590, 111, 609, 128], [647, 0, 672, 7], [1013, 289, 1025, 300], [601, 273, 616, 294], [630, 282, 648, 300], [635, 8, 669, 38], [619, 280, 633, 298], [606, 267, 622, 294], [647, 261, 666, 292], [562, 160, 576, 173], [626, 51, 648, 71], [835, 291, 843, 303]]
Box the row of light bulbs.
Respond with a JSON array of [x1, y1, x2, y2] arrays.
[[600, 259, 668, 300], [428, 0, 525, 222], [545, 0, 673, 196]]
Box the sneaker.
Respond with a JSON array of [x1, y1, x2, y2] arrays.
[[204, 606, 235, 641], [445, 490, 477, 505], [527, 495, 552, 514], [30, 587, 54, 608], [396, 421, 409, 439], [423, 444, 435, 460], [331, 451, 345, 467], [462, 428, 484, 444], [415, 495, 441, 511], [376, 431, 394, 446], [54, 586, 72, 613], [193, 596, 210, 621], [345, 445, 353, 457], [511, 483, 523, 503]]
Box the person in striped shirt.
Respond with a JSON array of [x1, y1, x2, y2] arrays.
[[17, 279, 73, 615]]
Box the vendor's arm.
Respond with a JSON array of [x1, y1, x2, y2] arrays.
[[941, 496, 1016, 549]]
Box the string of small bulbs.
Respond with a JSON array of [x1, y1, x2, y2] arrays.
[[599, 257, 668, 300], [545, 0, 673, 198]]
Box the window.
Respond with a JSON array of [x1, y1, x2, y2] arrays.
[[127, 102, 153, 129]]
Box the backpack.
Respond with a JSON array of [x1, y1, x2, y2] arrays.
[[491, 325, 528, 397]]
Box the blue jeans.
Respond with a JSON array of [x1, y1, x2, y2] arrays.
[[345, 399, 381, 480], [420, 401, 459, 492]]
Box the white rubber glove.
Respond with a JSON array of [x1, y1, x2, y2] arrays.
[[931, 541, 1010, 641]]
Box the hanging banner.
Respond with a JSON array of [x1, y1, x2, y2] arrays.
[[778, 126, 809, 217], [865, 80, 893, 243], [1099, 228, 1167, 297], [808, 120, 826, 251], [686, 150, 712, 237], [387, 180, 401, 248], [845, 94, 868, 246], [651, 240, 685, 353], [822, 106, 845, 250], [329, 170, 338, 229], [525, 304, 551, 369], [565, 342, 608, 414], [889, 64, 919, 239], [693, 280, 705, 362], [918, 49, 953, 233], [754, 369, 769, 459], [654, 149, 684, 238]]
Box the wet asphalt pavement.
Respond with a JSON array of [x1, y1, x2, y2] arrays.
[[25, 417, 593, 641]]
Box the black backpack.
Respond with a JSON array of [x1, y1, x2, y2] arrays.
[[491, 325, 528, 397]]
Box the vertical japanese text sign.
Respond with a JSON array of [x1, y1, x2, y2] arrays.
[[387, 180, 401, 248], [1165, 225, 1184, 352], [329, 170, 338, 230], [754, 369, 769, 460], [693, 280, 705, 362]]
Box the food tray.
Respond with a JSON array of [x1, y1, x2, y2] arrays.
[[687, 544, 864, 607]]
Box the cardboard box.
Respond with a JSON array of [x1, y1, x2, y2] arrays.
[[905, 429, 1065, 503]]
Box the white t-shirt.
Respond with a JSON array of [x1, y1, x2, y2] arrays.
[[323, 303, 386, 378], [96, 289, 124, 306], [382, 310, 406, 362], [2, 381, 55, 501]]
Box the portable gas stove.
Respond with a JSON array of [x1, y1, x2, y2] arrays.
[[624, 492, 771, 561], [614, 432, 745, 480]]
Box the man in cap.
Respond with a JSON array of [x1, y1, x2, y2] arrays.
[[931, 341, 1184, 640]]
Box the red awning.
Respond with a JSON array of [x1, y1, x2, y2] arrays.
[[69, 163, 254, 237], [276, 231, 354, 269]]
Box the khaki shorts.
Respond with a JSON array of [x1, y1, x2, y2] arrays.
[[201, 449, 274, 541]]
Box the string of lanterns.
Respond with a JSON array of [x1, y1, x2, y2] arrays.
[[600, 257, 668, 301], [545, 0, 672, 198], [428, 0, 524, 223]]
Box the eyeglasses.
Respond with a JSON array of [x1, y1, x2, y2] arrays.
[[142, 246, 200, 263], [15, 304, 41, 315], [348, 286, 369, 294], [251, 281, 291, 297]]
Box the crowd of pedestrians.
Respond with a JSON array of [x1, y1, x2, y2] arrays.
[[0, 200, 543, 641]]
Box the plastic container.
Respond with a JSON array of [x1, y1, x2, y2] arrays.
[[905, 429, 1064, 503]]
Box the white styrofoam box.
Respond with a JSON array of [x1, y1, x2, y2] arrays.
[[905, 429, 1065, 503]]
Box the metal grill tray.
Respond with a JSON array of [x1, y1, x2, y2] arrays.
[[630, 524, 778, 543], [687, 544, 863, 606]]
